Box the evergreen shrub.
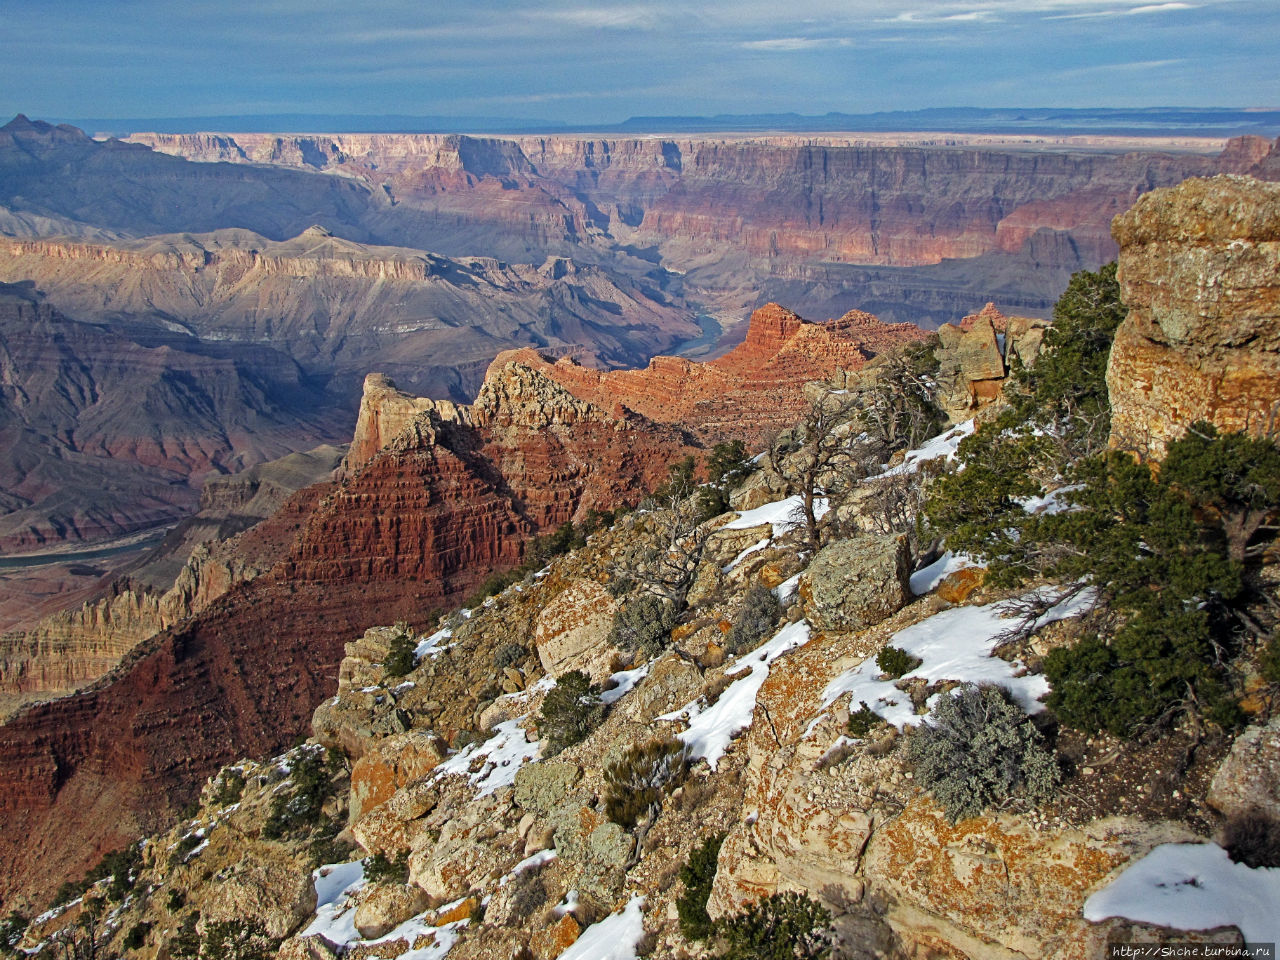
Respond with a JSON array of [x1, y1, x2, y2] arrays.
[[725, 584, 781, 655], [718, 891, 833, 960], [876, 645, 922, 679], [602, 736, 686, 829], [537, 670, 605, 756], [676, 833, 725, 941], [610, 594, 678, 659]]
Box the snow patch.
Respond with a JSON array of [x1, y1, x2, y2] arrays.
[[773, 573, 803, 602], [821, 587, 1094, 729], [557, 895, 647, 960], [908, 551, 976, 595], [880, 420, 974, 477], [666, 620, 812, 770], [602, 664, 650, 705], [432, 718, 540, 797], [1084, 843, 1280, 946], [1017, 483, 1083, 516], [724, 495, 829, 538], [302, 860, 367, 944], [415, 626, 453, 659]]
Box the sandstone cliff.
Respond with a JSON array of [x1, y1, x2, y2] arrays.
[[1107, 175, 1280, 458]]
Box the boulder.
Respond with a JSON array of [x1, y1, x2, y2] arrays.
[[196, 842, 318, 939], [353, 883, 431, 939], [513, 762, 581, 816], [1208, 717, 1280, 819], [533, 579, 619, 681], [799, 535, 911, 633], [615, 653, 704, 723], [349, 731, 448, 823], [1108, 175, 1280, 459]]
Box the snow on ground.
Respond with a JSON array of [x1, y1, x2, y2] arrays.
[[301, 860, 367, 943], [602, 663, 650, 705], [821, 588, 1095, 729], [415, 626, 453, 659], [664, 620, 812, 770], [1083, 843, 1280, 945], [879, 420, 975, 477], [724, 495, 830, 537], [301, 860, 468, 958], [774, 572, 803, 602], [432, 718, 541, 797], [557, 896, 647, 960], [497, 849, 558, 887], [908, 551, 975, 596], [722, 537, 771, 573], [1017, 483, 1083, 516]]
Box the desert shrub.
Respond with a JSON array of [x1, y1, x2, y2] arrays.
[[603, 736, 687, 829], [1222, 808, 1280, 869], [537, 670, 605, 756], [676, 833, 725, 941], [383, 622, 418, 678], [847, 702, 885, 739], [725, 584, 781, 655], [123, 921, 151, 950], [364, 850, 410, 884], [494, 642, 528, 671], [262, 748, 332, 839], [169, 912, 201, 960], [200, 919, 279, 960], [581, 507, 616, 535], [212, 769, 245, 807], [876, 645, 922, 679], [167, 889, 186, 911], [452, 728, 485, 751], [507, 866, 549, 923], [908, 683, 1059, 822], [610, 594, 679, 659], [718, 891, 833, 960], [309, 817, 356, 868], [707, 440, 753, 486], [696, 484, 731, 522], [89, 842, 143, 902], [1262, 634, 1280, 684]]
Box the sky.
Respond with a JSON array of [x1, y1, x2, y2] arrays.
[[3, 0, 1276, 125]]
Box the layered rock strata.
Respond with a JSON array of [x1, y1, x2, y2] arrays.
[[1108, 175, 1280, 458]]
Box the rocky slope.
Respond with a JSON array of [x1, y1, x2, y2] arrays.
[[0, 302, 898, 902]]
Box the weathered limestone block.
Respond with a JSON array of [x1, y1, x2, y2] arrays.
[[1108, 175, 1280, 459], [513, 761, 581, 816], [799, 534, 911, 633], [351, 779, 438, 856], [686, 523, 775, 607], [353, 884, 431, 939], [409, 793, 520, 900], [862, 803, 1198, 960], [615, 653, 704, 724], [197, 842, 318, 939], [349, 731, 448, 823], [534, 579, 619, 681], [1208, 717, 1280, 819]]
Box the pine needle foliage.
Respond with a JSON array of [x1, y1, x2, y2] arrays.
[[676, 833, 725, 941], [537, 670, 605, 756], [602, 736, 686, 829], [717, 891, 833, 960]]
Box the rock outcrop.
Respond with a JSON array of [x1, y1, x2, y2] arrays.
[[1108, 175, 1280, 458]]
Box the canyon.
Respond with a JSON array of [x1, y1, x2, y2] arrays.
[[0, 303, 903, 902]]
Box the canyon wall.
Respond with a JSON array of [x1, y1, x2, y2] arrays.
[[1108, 175, 1280, 458]]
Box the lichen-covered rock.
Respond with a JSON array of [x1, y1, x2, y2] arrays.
[[1108, 175, 1280, 459], [353, 884, 431, 939], [1208, 717, 1280, 819], [513, 762, 581, 816], [799, 534, 911, 633], [276, 935, 342, 960], [349, 731, 448, 823], [533, 579, 619, 681], [615, 653, 704, 724], [550, 804, 634, 901], [862, 803, 1199, 960], [196, 841, 319, 939], [409, 793, 521, 900]]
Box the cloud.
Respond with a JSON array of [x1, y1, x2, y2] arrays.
[[740, 36, 853, 50], [540, 7, 661, 30], [1127, 1, 1195, 12]]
